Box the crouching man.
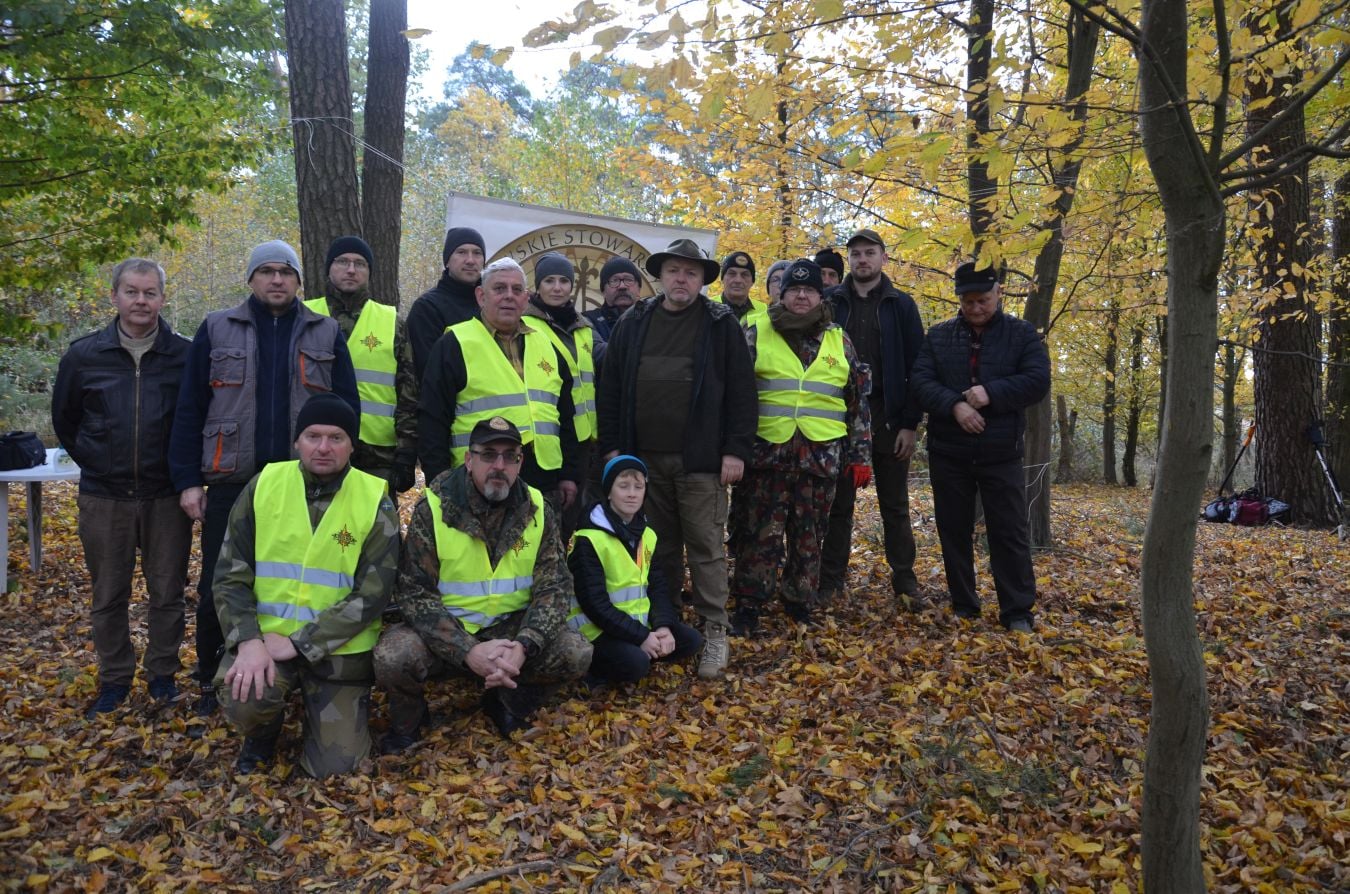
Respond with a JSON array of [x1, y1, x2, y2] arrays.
[[375, 416, 592, 747], [215, 393, 399, 775]]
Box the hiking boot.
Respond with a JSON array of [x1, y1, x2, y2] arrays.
[[378, 729, 421, 755], [697, 622, 729, 680], [481, 689, 532, 739], [729, 607, 761, 638], [897, 589, 934, 613], [818, 584, 845, 606], [1008, 618, 1034, 634], [148, 676, 178, 703], [85, 683, 130, 720], [235, 735, 277, 774], [783, 601, 816, 626], [186, 687, 219, 740]]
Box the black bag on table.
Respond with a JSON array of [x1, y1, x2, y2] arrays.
[[0, 432, 45, 471]]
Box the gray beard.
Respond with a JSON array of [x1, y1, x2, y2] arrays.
[[482, 479, 511, 502]]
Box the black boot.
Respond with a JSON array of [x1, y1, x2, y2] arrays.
[[235, 734, 277, 774]]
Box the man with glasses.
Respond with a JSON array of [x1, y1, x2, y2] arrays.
[[375, 416, 591, 746], [419, 257, 581, 515], [170, 239, 359, 726], [582, 257, 642, 344], [303, 236, 417, 493]]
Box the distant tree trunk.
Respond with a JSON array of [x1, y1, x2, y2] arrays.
[[1023, 9, 1100, 545], [1219, 340, 1243, 484], [1137, 0, 1220, 884], [1056, 394, 1077, 482], [361, 0, 409, 307], [1103, 303, 1119, 484], [1122, 320, 1144, 486], [1330, 171, 1350, 497], [1155, 313, 1169, 446], [965, 0, 996, 246], [1246, 24, 1331, 524], [286, 0, 362, 292]]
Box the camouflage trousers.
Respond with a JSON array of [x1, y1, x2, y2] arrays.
[[373, 622, 593, 736], [730, 468, 836, 610], [215, 651, 372, 778]]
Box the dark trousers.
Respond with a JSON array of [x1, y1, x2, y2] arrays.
[[588, 621, 703, 683], [77, 493, 192, 686], [195, 482, 245, 688], [928, 451, 1036, 627], [730, 468, 835, 609], [820, 425, 918, 594]]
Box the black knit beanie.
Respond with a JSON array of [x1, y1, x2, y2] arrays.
[[600, 256, 642, 288], [602, 454, 648, 495], [295, 393, 359, 445], [442, 227, 486, 264], [326, 235, 373, 270], [534, 252, 575, 288]]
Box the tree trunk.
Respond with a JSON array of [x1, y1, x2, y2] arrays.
[[1137, 0, 1220, 885], [1022, 10, 1100, 545], [1155, 313, 1169, 446], [1122, 320, 1144, 487], [1103, 303, 1119, 485], [965, 0, 995, 245], [1330, 171, 1350, 500], [1219, 341, 1242, 485], [1246, 34, 1331, 523], [285, 0, 362, 293], [1056, 394, 1076, 483], [361, 0, 409, 307]]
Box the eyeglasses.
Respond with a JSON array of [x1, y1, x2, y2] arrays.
[[332, 258, 368, 270], [470, 448, 524, 466], [607, 275, 638, 286], [255, 265, 298, 279]]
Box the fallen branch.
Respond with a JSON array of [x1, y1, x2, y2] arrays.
[[810, 810, 921, 885], [446, 860, 557, 891]]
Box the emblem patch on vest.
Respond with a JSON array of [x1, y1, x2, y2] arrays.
[[537, 357, 554, 375], [332, 525, 357, 551], [511, 534, 530, 556], [361, 333, 382, 352], [823, 354, 839, 368]]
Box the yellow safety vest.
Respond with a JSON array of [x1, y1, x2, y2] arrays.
[[565, 519, 655, 642], [754, 316, 849, 443], [427, 485, 545, 633], [253, 461, 387, 654], [446, 318, 563, 469], [304, 297, 398, 447], [539, 324, 596, 442]]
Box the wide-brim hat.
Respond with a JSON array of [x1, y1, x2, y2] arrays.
[[644, 238, 721, 283]]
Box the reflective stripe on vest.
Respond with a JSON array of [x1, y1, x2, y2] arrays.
[[304, 298, 398, 446], [446, 318, 564, 469], [252, 461, 387, 654], [427, 485, 545, 634], [539, 323, 597, 442], [753, 317, 849, 443], [565, 514, 655, 642]]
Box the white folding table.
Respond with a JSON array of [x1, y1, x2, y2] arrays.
[[1, 449, 81, 592]]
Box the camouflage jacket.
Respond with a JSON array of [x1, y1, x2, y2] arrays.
[[214, 463, 401, 662], [318, 283, 419, 476], [395, 466, 573, 667], [744, 314, 872, 478]]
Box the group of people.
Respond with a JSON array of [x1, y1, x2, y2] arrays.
[[51, 224, 1049, 777]]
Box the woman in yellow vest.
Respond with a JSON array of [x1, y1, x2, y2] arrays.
[[524, 252, 599, 540], [213, 394, 401, 776], [729, 260, 873, 636], [566, 455, 703, 683]]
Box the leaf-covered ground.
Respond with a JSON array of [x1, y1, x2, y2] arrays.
[[1, 482, 1346, 892]]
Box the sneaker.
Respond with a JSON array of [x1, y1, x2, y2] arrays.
[[1008, 618, 1034, 634], [235, 735, 277, 774], [783, 601, 816, 626], [85, 683, 131, 720], [729, 607, 760, 638], [697, 622, 729, 680], [148, 676, 178, 703]]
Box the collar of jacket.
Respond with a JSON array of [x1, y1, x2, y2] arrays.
[[300, 462, 351, 498], [94, 317, 179, 353], [523, 298, 591, 333], [433, 464, 538, 545], [636, 292, 733, 321]]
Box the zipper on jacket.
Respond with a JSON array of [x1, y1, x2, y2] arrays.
[[132, 361, 142, 496]]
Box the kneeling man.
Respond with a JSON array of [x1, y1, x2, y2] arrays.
[[215, 393, 399, 775], [375, 417, 592, 747]]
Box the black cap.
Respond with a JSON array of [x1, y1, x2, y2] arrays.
[[469, 415, 524, 447], [782, 259, 824, 295], [813, 248, 844, 278], [326, 235, 373, 271], [600, 256, 642, 288], [954, 261, 1000, 295], [721, 252, 756, 280], [602, 454, 648, 495], [846, 228, 886, 251], [442, 227, 486, 264], [295, 393, 359, 445]]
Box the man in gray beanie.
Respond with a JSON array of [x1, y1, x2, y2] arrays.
[[169, 238, 359, 727]]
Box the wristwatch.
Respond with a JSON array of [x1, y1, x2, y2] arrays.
[[515, 637, 541, 660]]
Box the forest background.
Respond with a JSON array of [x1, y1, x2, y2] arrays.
[[1, 0, 1348, 891]]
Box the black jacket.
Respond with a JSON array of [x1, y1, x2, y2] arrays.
[[597, 294, 757, 472], [826, 272, 925, 431], [406, 271, 480, 383], [567, 502, 679, 645], [52, 319, 189, 499], [910, 309, 1050, 464]]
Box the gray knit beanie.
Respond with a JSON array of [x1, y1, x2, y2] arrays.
[[533, 252, 575, 288], [246, 240, 302, 283]]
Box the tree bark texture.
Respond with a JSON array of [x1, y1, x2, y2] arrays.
[[1103, 303, 1119, 485], [1330, 171, 1350, 502], [361, 0, 409, 307], [1137, 0, 1219, 886], [1246, 38, 1332, 524], [285, 0, 362, 293], [1056, 394, 1076, 483], [1219, 341, 1242, 485], [965, 0, 995, 244], [1123, 320, 1144, 487]]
